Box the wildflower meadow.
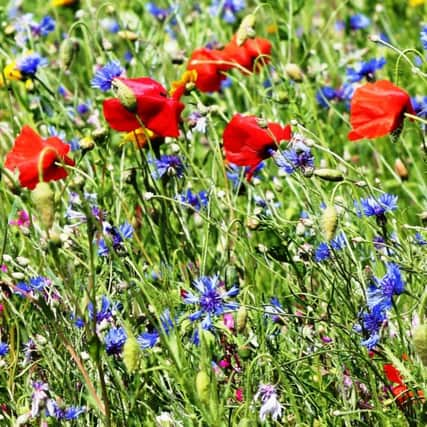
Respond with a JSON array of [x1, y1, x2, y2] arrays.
[[1, 0, 427, 425]]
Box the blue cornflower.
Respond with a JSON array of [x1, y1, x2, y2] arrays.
[[330, 232, 347, 250], [381, 263, 404, 298], [30, 276, 50, 292], [91, 61, 124, 92], [31, 16, 55, 36], [183, 275, 239, 330], [137, 331, 160, 349], [76, 103, 90, 116], [415, 232, 427, 246], [98, 221, 133, 256], [411, 96, 427, 118], [349, 14, 370, 30], [275, 142, 314, 174], [362, 304, 386, 336], [227, 163, 264, 187], [315, 243, 330, 262], [151, 155, 185, 179], [346, 58, 386, 83], [100, 17, 120, 33], [360, 332, 380, 350], [209, 0, 246, 23], [17, 53, 47, 76], [15, 282, 32, 296], [88, 295, 115, 323], [421, 25, 427, 50], [0, 342, 9, 356], [178, 189, 208, 211], [104, 327, 127, 355], [146, 2, 171, 21], [359, 193, 398, 218], [64, 406, 86, 420], [316, 86, 337, 108]]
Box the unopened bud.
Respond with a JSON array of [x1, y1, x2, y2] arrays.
[[236, 306, 248, 332], [394, 158, 409, 180], [236, 14, 256, 46], [60, 38, 80, 69], [413, 324, 427, 366], [284, 63, 304, 82], [112, 79, 137, 112], [313, 168, 344, 182], [196, 370, 210, 403], [321, 205, 338, 241], [123, 334, 141, 373], [31, 182, 55, 230]]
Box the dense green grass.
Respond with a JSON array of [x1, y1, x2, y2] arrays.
[[0, 0, 427, 425]]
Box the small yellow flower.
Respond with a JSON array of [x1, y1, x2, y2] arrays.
[[409, 0, 425, 6], [169, 70, 197, 97], [122, 127, 156, 148], [51, 0, 77, 5], [3, 61, 23, 81]]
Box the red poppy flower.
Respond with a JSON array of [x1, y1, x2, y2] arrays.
[[222, 36, 272, 73], [187, 48, 232, 93], [223, 114, 291, 179], [4, 126, 75, 190], [383, 364, 424, 407], [348, 80, 415, 141], [103, 77, 185, 137]]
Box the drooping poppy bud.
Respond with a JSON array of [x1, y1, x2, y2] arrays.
[[348, 80, 415, 141]]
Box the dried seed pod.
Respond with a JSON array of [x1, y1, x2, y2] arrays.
[[284, 63, 304, 82]]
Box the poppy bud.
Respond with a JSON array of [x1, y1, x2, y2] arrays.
[[112, 79, 137, 112], [313, 168, 344, 182], [196, 370, 210, 403], [31, 182, 55, 230], [284, 63, 304, 82], [321, 205, 338, 241], [413, 324, 427, 366], [236, 306, 248, 332], [59, 37, 80, 69], [123, 334, 141, 373], [236, 14, 256, 46], [246, 216, 260, 230], [394, 158, 409, 180]]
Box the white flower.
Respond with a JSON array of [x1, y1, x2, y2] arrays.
[[254, 384, 283, 422]]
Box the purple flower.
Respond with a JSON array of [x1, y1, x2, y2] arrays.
[[31, 381, 49, 418], [91, 61, 124, 92], [137, 331, 160, 349], [209, 0, 246, 23], [182, 275, 239, 330], [31, 15, 55, 36]]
